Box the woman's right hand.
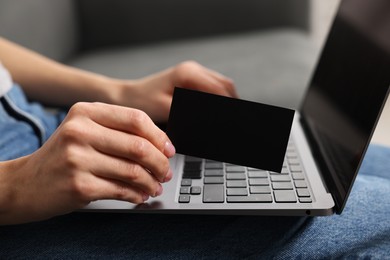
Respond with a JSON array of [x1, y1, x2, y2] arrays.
[[0, 102, 175, 225]]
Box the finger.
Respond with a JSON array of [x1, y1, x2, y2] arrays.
[[88, 122, 171, 183], [88, 175, 150, 204], [203, 68, 239, 98], [172, 61, 238, 98], [89, 150, 163, 197], [71, 102, 175, 158], [185, 72, 232, 97]]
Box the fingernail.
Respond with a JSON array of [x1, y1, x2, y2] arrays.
[[164, 141, 176, 157], [163, 168, 173, 183], [155, 184, 163, 197], [142, 193, 150, 202]]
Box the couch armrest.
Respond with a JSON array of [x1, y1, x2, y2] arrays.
[[77, 0, 309, 51]]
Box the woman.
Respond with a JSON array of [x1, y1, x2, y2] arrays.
[[0, 37, 236, 224]]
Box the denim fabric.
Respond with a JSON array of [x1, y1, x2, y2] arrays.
[[0, 84, 66, 160], [0, 86, 389, 259]]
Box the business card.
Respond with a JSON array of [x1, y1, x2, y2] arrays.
[[166, 87, 294, 172]]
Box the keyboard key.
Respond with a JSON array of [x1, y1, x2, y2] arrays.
[[203, 185, 224, 203], [226, 166, 246, 173], [272, 182, 293, 190], [270, 175, 291, 182], [287, 147, 296, 153], [181, 179, 192, 186], [292, 172, 305, 180], [296, 188, 310, 197], [287, 158, 300, 165], [226, 173, 246, 180], [226, 180, 247, 188], [250, 186, 271, 194], [294, 180, 308, 188], [286, 152, 298, 158], [274, 190, 297, 203], [205, 162, 223, 169], [269, 170, 288, 175], [204, 177, 224, 184], [204, 169, 224, 177], [184, 161, 202, 171], [227, 188, 248, 196], [185, 156, 202, 162], [299, 197, 312, 203], [179, 195, 191, 203], [180, 187, 190, 194], [248, 171, 268, 178], [281, 168, 289, 174], [191, 186, 202, 195], [249, 178, 269, 186], [290, 165, 303, 172], [183, 170, 202, 179], [227, 194, 272, 203]]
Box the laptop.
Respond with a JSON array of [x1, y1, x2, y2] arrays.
[[84, 0, 390, 216]]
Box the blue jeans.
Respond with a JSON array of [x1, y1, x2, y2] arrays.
[[0, 85, 66, 160], [0, 85, 389, 259]]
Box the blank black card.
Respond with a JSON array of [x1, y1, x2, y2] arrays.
[[166, 87, 295, 172]]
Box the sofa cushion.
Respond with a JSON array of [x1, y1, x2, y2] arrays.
[[0, 0, 78, 61], [69, 29, 318, 109]]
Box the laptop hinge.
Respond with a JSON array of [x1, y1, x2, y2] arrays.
[[299, 116, 343, 213]]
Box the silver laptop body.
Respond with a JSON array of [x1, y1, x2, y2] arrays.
[[84, 0, 390, 216]]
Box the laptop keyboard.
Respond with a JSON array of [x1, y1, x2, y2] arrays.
[[178, 142, 313, 204]]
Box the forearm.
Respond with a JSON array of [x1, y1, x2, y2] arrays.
[[0, 37, 121, 106]]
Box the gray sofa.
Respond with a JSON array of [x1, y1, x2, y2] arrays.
[[0, 0, 319, 110]]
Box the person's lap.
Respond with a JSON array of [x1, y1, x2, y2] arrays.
[[0, 86, 389, 259]]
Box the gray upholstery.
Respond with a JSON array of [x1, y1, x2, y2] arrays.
[[70, 29, 317, 109], [0, 0, 78, 61], [0, 0, 317, 110]]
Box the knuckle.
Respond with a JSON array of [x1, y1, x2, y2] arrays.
[[68, 102, 90, 117], [112, 184, 145, 204], [131, 194, 145, 204], [112, 184, 130, 201], [126, 163, 143, 181], [69, 176, 92, 203], [129, 109, 149, 127], [62, 145, 80, 169], [156, 132, 168, 152], [121, 163, 157, 196], [176, 60, 199, 71], [160, 158, 170, 176], [132, 138, 148, 159], [173, 60, 202, 86], [60, 121, 86, 144]]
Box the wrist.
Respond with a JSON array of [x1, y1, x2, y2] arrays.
[[75, 72, 123, 105], [109, 79, 138, 107]]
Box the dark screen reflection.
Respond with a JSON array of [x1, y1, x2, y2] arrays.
[[301, 0, 390, 212]]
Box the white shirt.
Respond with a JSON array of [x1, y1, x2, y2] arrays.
[[0, 62, 12, 97]]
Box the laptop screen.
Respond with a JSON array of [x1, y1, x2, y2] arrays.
[[300, 0, 390, 213]]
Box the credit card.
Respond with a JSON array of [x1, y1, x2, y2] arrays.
[[166, 87, 295, 172]]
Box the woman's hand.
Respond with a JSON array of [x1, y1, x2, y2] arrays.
[[0, 102, 175, 225], [115, 61, 238, 122]]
